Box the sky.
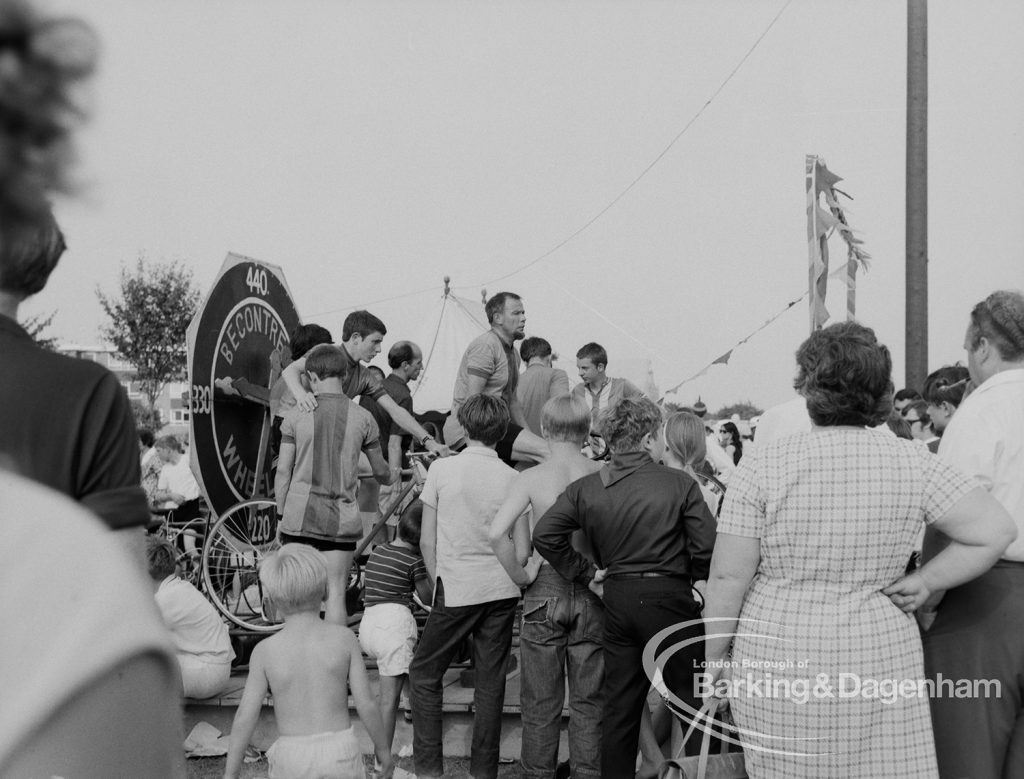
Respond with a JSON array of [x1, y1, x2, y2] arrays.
[[26, 0, 1024, 411]]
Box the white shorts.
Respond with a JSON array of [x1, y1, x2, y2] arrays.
[[358, 602, 418, 677], [177, 654, 232, 699], [267, 728, 365, 779]]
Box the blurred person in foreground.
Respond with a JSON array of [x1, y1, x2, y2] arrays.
[[0, 5, 182, 776], [923, 290, 1024, 779], [0, 2, 148, 540], [702, 321, 1015, 778]]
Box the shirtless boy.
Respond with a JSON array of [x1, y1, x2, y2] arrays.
[[488, 394, 603, 779], [223, 544, 394, 779]]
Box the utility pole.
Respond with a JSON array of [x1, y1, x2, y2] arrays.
[[906, 0, 928, 389]]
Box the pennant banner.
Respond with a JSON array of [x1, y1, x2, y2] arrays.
[[805, 155, 871, 330]]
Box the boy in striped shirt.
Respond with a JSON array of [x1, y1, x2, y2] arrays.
[[358, 504, 433, 755]]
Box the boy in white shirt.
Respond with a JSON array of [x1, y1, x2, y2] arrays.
[[409, 394, 525, 779]]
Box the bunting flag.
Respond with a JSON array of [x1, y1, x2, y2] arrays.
[[711, 350, 733, 366], [805, 155, 871, 330], [661, 261, 855, 398]]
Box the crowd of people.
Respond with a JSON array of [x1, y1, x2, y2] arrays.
[[165, 290, 1024, 778], [3, 4, 1024, 779]]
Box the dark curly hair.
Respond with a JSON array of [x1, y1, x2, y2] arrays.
[[794, 321, 893, 427]]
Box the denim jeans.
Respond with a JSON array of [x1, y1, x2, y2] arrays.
[[519, 563, 604, 779], [409, 578, 518, 779]]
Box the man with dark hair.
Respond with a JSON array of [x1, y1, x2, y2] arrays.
[[923, 289, 1024, 779], [0, 208, 149, 535], [516, 336, 570, 437], [283, 311, 446, 458], [443, 291, 547, 464], [533, 396, 716, 777], [381, 340, 424, 467], [571, 341, 643, 432], [922, 364, 971, 436]]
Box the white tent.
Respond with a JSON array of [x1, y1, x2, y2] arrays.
[[340, 277, 662, 414], [405, 280, 488, 413]]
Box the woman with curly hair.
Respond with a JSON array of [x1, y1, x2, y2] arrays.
[[701, 321, 1015, 778]]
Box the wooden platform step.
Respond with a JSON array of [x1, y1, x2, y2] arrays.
[[183, 650, 571, 760]]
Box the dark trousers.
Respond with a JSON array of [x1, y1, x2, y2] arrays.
[[923, 562, 1024, 779], [601, 577, 704, 778], [409, 579, 518, 779]]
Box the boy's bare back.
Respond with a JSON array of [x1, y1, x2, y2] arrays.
[[254, 619, 358, 736], [521, 452, 602, 526]]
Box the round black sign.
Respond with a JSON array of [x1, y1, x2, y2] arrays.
[[187, 254, 300, 522]]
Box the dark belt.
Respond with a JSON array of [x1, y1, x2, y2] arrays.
[[606, 571, 687, 580]]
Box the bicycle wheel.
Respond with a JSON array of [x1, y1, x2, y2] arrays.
[[201, 498, 282, 633]]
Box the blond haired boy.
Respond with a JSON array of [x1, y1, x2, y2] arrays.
[[223, 544, 393, 779]]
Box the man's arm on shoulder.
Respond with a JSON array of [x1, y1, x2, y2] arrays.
[[533, 486, 596, 586]]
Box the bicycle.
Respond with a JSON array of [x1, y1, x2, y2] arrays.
[[200, 450, 435, 633], [149, 500, 211, 589]]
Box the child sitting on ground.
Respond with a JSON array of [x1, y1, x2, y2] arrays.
[[146, 535, 234, 699], [358, 503, 434, 758], [223, 544, 394, 779]]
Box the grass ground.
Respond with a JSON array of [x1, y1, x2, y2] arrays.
[[185, 753, 528, 778]]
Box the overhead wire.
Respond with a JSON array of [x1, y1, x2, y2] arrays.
[[303, 0, 793, 320]]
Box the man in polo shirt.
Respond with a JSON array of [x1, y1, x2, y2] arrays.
[[533, 396, 717, 778], [572, 341, 643, 434], [442, 291, 547, 464], [0, 208, 150, 538], [923, 289, 1024, 779]]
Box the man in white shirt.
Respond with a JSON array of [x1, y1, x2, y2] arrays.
[[153, 435, 202, 514], [923, 289, 1024, 779]]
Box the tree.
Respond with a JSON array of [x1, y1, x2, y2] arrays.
[[21, 311, 59, 350], [713, 401, 764, 420], [97, 257, 200, 411]]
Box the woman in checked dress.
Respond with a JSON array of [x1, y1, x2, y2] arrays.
[[702, 322, 1015, 778]]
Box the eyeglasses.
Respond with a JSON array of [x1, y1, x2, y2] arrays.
[[905, 416, 929, 426]]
